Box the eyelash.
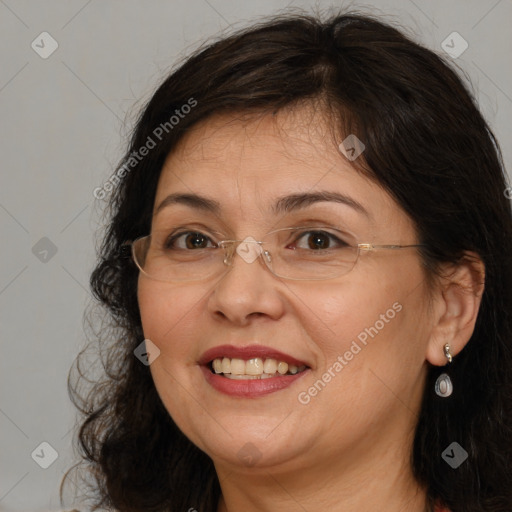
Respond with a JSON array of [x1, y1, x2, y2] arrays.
[[290, 230, 349, 250], [163, 229, 349, 251], [164, 231, 216, 250]]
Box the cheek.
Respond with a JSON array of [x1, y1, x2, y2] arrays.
[[137, 280, 212, 440], [293, 279, 428, 434], [291, 280, 404, 359], [137, 279, 207, 362], [292, 262, 429, 377]]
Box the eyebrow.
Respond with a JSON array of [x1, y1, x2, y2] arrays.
[[154, 191, 370, 218], [155, 193, 221, 215], [272, 191, 370, 218]]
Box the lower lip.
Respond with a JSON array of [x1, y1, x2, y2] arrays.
[[200, 365, 309, 398]]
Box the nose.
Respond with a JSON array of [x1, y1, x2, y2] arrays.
[[207, 239, 285, 325]]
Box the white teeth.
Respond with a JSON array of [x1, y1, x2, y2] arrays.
[[230, 358, 246, 375], [277, 361, 288, 375], [263, 358, 277, 374], [225, 374, 260, 380], [221, 357, 231, 374], [212, 359, 223, 374], [245, 358, 264, 375], [210, 357, 307, 378]]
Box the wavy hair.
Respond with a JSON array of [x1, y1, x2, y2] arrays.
[[63, 11, 512, 512]]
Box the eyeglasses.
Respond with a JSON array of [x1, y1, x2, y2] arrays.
[[126, 226, 424, 282]]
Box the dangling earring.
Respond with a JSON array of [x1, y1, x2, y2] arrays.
[[435, 343, 453, 397]]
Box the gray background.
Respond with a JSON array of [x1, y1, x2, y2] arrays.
[[1, 0, 510, 510]]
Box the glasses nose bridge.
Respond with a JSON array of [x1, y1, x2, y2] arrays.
[[219, 240, 238, 266], [219, 236, 271, 270]]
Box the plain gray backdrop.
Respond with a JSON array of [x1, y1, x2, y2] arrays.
[[1, 0, 511, 510]]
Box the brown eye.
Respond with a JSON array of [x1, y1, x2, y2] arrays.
[[185, 232, 209, 249], [165, 231, 215, 250], [293, 230, 345, 251], [306, 232, 331, 250]]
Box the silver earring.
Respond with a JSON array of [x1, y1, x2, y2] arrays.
[[435, 344, 453, 398], [443, 343, 453, 363]]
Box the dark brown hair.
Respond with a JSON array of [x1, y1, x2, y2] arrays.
[[63, 11, 512, 512]]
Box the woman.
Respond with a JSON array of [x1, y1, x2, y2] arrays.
[[63, 11, 512, 512]]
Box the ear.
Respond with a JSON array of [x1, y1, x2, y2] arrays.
[[425, 252, 485, 366]]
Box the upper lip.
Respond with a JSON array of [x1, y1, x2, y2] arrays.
[[198, 344, 310, 368]]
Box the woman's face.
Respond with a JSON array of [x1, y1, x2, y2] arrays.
[[138, 108, 434, 474]]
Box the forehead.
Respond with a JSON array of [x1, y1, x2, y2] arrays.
[[154, 108, 412, 234], [162, 107, 343, 180]]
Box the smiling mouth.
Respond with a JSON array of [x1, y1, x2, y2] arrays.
[[209, 357, 308, 379]]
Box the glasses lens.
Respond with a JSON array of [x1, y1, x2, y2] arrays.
[[131, 226, 359, 282], [265, 227, 359, 280], [132, 231, 224, 282]]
